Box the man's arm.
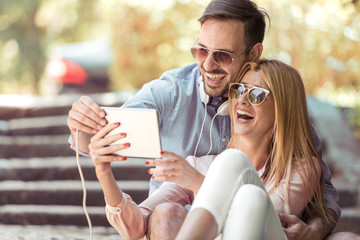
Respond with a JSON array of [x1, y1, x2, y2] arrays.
[[279, 208, 337, 240]]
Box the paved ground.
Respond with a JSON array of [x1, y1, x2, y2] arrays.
[[0, 225, 123, 240]]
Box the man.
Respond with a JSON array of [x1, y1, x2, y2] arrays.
[[68, 0, 343, 239]]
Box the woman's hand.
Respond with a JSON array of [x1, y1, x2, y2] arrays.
[[88, 122, 129, 179], [146, 151, 205, 194]]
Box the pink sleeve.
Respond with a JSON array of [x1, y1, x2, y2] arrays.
[[105, 182, 194, 240], [269, 158, 321, 217]]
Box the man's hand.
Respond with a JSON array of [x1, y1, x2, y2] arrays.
[[278, 213, 321, 240], [67, 96, 107, 152], [68, 96, 106, 134], [146, 151, 205, 193]]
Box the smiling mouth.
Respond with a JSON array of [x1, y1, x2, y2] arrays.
[[237, 109, 254, 121], [206, 73, 226, 85]]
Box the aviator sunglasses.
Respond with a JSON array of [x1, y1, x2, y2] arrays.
[[191, 39, 249, 67], [228, 83, 270, 106]]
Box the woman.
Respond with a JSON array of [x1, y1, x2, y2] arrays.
[[175, 59, 333, 239], [89, 60, 331, 240]]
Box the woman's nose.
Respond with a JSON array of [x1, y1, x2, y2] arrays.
[[238, 92, 249, 105]]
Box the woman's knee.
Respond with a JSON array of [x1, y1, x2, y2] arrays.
[[212, 148, 253, 173], [233, 184, 268, 210]]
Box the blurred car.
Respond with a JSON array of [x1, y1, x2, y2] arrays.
[[45, 39, 112, 94]]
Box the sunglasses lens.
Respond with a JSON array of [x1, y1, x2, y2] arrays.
[[229, 84, 245, 100], [192, 47, 209, 61], [213, 51, 233, 67], [229, 84, 268, 105], [248, 88, 267, 105]]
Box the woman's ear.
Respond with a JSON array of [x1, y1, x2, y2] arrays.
[[249, 43, 263, 61]]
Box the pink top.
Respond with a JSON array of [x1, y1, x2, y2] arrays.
[[105, 155, 320, 240]]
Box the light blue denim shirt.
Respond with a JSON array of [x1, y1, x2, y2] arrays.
[[121, 63, 231, 193]]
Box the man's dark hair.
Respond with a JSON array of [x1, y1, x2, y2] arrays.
[[199, 0, 270, 53]]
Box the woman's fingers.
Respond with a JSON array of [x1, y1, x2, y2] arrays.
[[160, 151, 181, 160], [88, 122, 131, 159], [92, 155, 127, 166], [90, 122, 121, 141], [90, 142, 130, 156], [148, 167, 178, 176]]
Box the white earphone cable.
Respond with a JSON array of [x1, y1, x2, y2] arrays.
[[75, 129, 93, 240], [194, 103, 208, 156], [206, 112, 220, 156]]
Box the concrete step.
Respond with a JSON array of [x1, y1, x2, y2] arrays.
[[332, 178, 359, 208], [0, 180, 149, 206], [334, 206, 360, 234], [0, 135, 74, 158], [0, 205, 110, 226], [0, 115, 69, 136], [0, 91, 136, 120], [0, 157, 150, 181]]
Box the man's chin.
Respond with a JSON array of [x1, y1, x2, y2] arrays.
[[204, 83, 229, 98], [205, 88, 227, 98]]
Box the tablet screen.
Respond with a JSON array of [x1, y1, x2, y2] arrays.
[[101, 107, 162, 159]]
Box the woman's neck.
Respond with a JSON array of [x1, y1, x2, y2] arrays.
[[232, 135, 271, 171]]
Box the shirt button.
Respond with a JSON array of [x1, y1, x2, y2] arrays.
[[222, 137, 226, 142]]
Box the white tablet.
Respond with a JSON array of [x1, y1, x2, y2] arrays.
[[101, 107, 162, 159]]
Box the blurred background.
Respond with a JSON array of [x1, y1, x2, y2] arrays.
[[0, 0, 360, 238], [0, 0, 359, 134]]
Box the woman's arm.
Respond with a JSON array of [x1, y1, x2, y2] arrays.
[[89, 122, 128, 206], [89, 122, 149, 239]]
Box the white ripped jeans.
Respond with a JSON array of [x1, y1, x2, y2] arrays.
[[191, 148, 287, 240]]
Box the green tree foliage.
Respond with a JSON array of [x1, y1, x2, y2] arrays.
[[105, 0, 205, 90], [0, 0, 99, 94], [257, 0, 360, 97], [0, 0, 359, 105], [0, 0, 44, 94]]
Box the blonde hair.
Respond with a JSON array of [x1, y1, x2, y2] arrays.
[[229, 59, 332, 222]]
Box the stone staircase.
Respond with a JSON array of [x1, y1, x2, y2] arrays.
[[0, 94, 359, 236], [307, 97, 360, 234], [0, 92, 150, 229]]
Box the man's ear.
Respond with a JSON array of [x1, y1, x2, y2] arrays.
[[249, 43, 263, 61]]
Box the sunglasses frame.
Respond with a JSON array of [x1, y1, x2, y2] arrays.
[[228, 83, 270, 106], [191, 39, 247, 67]]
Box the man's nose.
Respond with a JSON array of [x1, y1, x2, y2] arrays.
[[202, 52, 218, 70]]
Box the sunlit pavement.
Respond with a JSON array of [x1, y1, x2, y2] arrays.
[[0, 225, 122, 240]]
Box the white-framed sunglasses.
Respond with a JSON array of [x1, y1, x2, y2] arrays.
[[228, 83, 270, 105]]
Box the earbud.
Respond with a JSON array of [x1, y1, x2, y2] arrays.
[[198, 76, 229, 116], [215, 99, 229, 116]]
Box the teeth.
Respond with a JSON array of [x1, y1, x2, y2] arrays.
[[206, 73, 226, 80], [236, 109, 254, 121], [237, 110, 254, 117]]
